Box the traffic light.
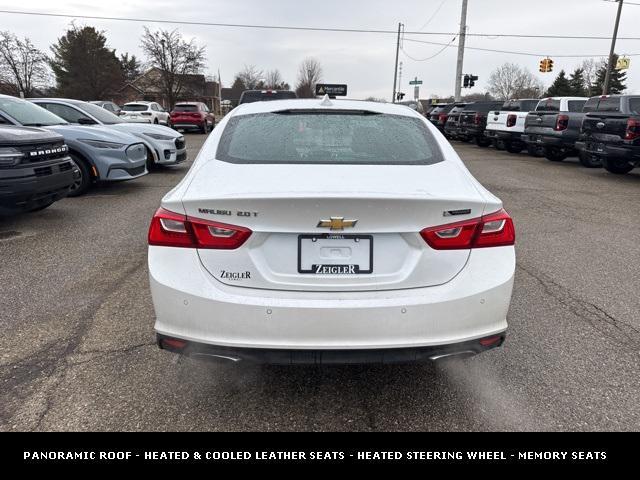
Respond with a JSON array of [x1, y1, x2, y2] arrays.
[[539, 59, 548, 72], [463, 74, 470, 88], [469, 75, 478, 87], [539, 58, 554, 73], [396, 92, 405, 101]]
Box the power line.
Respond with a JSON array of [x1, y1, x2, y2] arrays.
[[401, 36, 457, 61], [1, 9, 640, 40], [416, 0, 448, 31], [402, 36, 640, 58]]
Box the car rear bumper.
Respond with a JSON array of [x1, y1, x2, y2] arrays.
[[459, 126, 482, 137], [485, 130, 522, 141], [575, 141, 639, 159], [172, 122, 204, 130], [157, 332, 506, 364], [149, 245, 514, 355], [522, 133, 577, 149], [122, 118, 153, 124]]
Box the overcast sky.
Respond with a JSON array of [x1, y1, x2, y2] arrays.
[[1, 0, 639, 100]]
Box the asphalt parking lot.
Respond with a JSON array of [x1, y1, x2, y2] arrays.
[[1, 133, 639, 432]]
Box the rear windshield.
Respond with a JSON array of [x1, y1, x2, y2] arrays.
[[502, 100, 539, 112], [630, 98, 640, 115], [582, 98, 599, 113], [174, 104, 199, 112], [239, 91, 297, 104], [536, 99, 561, 112], [568, 100, 587, 112], [122, 104, 148, 111], [596, 97, 621, 112], [216, 111, 444, 165]]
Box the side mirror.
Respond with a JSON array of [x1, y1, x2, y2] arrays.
[[78, 117, 97, 125]]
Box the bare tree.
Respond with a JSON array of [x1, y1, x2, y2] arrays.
[[140, 27, 206, 108], [0, 32, 49, 97], [236, 64, 264, 90], [487, 63, 544, 100], [264, 69, 289, 90], [580, 58, 606, 95], [295, 58, 323, 98]]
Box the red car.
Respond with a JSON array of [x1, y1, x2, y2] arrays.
[[170, 102, 215, 134]]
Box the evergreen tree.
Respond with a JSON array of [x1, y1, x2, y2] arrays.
[[50, 26, 123, 99], [545, 70, 572, 97], [592, 54, 627, 94], [568, 68, 587, 96], [119, 53, 142, 82]]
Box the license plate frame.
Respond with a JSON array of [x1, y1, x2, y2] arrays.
[[297, 234, 373, 275]]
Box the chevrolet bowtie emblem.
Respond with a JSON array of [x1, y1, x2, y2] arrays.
[[317, 217, 358, 230]]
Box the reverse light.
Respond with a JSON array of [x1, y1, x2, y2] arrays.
[[554, 114, 569, 131], [624, 118, 640, 140], [420, 209, 515, 250], [148, 207, 252, 249]]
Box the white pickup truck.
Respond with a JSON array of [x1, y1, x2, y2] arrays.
[[484, 99, 541, 153]]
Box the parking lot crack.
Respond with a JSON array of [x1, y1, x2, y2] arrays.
[[517, 264, 640, 351]]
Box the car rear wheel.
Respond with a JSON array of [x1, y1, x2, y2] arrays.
[[475, 137, 491, 147], [67, 154, 91, 197], [543, 146, 567, 162], [505, 141, 524, 154], [527, 145, 544, 157], [153, 118, 159, 124], [602, 157, 634, 174], [578, 151, 603, 168]]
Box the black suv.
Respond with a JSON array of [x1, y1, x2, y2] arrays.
[[0, 125, 77, 215], [458, 101, 505, 147]]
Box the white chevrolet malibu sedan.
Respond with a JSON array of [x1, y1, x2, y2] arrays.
[[148, 97, 516, 364]]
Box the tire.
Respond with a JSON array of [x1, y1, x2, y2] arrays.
[[578, 151, 603, 168], [543, 146, 568, 162], [153, 118, 159, 125], [199, 123, 207, 134], [145, 147, 156, 170], [527, 145, 543, 157], [505, 141, 524, 154], [27, 201, 54, 213], [493, 139, 505, 151], [475, 136, 491, 147], [602, 157, 634, 174], [67, 154, 92, 197]]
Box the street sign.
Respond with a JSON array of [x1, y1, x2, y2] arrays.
[[616, 57, 630, 70], [409, 80, 423, 85], [315, 84, 348, 96]]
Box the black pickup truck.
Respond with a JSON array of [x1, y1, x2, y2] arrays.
[[443, 103, 469, 140], [458, 101, 504, 147], [0, 125, 77, 215], [576, 95, 640, 174], [521, 97, 594, 165]]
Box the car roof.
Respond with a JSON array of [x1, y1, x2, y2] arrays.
[[229, 98, 424, 118], [123, 101, 152, 105]]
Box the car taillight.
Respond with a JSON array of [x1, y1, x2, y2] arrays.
[[506, 114, 517, 128], [148, 208, 252, 249], [420, 209, 515, 250], [474, 113, 482, 125], [554, 114, 569, 131], [439, 113, 448, 124], [624, 118, 640, 140]]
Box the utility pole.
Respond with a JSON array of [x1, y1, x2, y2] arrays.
[[454, 0, 468, 102], [603, 0, 624, 95], [392, 22, 403, 103]]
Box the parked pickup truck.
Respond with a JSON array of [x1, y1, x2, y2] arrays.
[[428, 103, 453, 132], [484, 99, 540, 153], [576, 95, 640, 174], [443, 103, 469, 140], [0, 125, 77, 215], [458, 101, 505, 147], [521, 96, 593, 165]]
